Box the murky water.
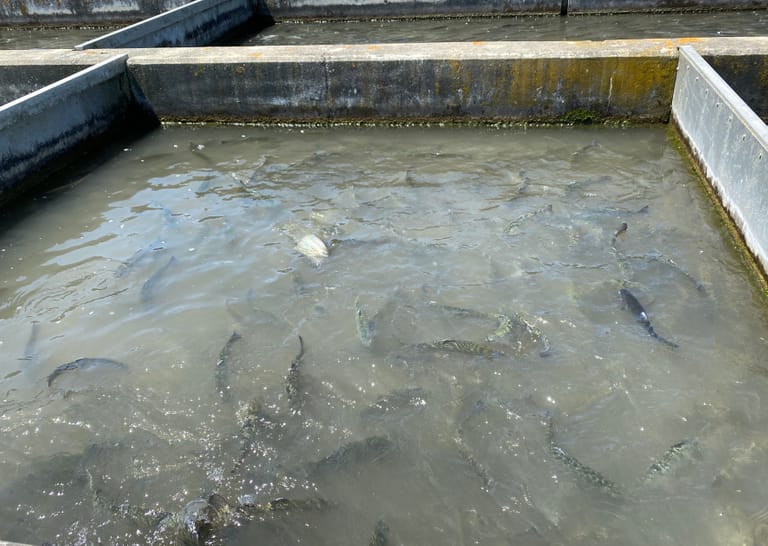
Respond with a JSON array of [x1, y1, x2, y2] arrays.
[[1, 124, 768, 545], [0, 26, 118, 49], [238, 10, 768, 45]]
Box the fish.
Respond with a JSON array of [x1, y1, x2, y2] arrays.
[[237, 495, 333, 515], [354, 298, 376, 348], [46, 357, 127, 387], [361, 387, 427, 421], [233, 399, 279, 474], [307, 435, 394, 474], [19, 321, 40, 362], [640, 439, 701, 484], [285, 335, 305, 409], [140, 255, 177, 302], [216, 331, 242, 402], [618, 288, 678, 348], [486, 312, 552, 357], [417, 339, 504, 358], [547, 415, 622, 496], [369, 519, 390, 546], [505, 204, 553, 234], [296, 233, 329, 265]]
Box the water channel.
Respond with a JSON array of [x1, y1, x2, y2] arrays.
[[236, 10, 768, 45], [0, 124, 767, 544]]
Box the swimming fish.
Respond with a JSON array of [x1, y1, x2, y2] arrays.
[[307, 436, 394, 474], [354, 298, 376, 348], [46, 358, 127, 387], [140, 255, 177, 303], [216, 331, 242, 402], [361, 387, 427, 421], [618, 288, 678, 348], [640, 439, 701, 484], [547, 416, 622, 496], [285, 335, 305, 410], [418, 339, 504, 358], [369, 519, 390, 546]]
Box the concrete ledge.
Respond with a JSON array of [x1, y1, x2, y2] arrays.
[[74, 0, 271, 49], [0, 54, 157, 206], [122, 39, 688, 123], [672, 45, 768, 275]]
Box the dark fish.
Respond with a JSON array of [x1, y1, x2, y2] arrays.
[[618, 288, 678, 348], [140, 255, 177, 302], [46, 358, 127, 387], [307, 436, 394, 474], [505, 204, 553, 234], [369, 519, 390, 546], [354, 298, 376, 348], [115, 236, 167, 278], [361, 387, 427, 422], [640, 439, 701, 484], [285, 335, 305, 410], [417, 339, 503, 358], [612, 222, 628, 246], [237, 495, 333, 515], [19, 321, 40, 362], [233, 399, 279, 474], [216, 331, 242, 402], [547, 416, 622, 496]]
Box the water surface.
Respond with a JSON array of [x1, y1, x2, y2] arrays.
[[0, 26, 120, 49], [237, 10, 768, 45], [1, 124, 767, 545]]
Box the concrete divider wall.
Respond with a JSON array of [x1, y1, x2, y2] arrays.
[[74, 0, 270, 49], [0, 54, 157, 206], [672, 45, 768, 275], [123, 40, 680, 123]]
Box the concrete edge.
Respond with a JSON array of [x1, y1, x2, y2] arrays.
[[74, 0, 268, 49], [0, 54, 157, 206], [672, 44, 768, 277], [0, 53, 128, 116]]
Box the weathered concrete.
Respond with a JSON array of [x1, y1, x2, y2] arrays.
[[74, 0, 271, 49], [672, 45, 768, 276], [0, 49, 116, 104], [2, 38, 767, 123], [0, 54, 157, 206], [121, 39, 686, 123], [0, 0, 186, 25]]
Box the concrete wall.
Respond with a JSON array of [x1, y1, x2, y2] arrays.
[[122, 39, 681, 123], [0, 0, 762, 24], [0, 54, 157, 206], [75, 0, 272, 49], [672, 45, 768, 276]]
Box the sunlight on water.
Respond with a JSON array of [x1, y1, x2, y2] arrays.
[[1, 124, 767, 545]]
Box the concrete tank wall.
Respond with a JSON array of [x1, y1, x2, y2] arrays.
[[672, 45, 768, 277], [74, 0, 271, 48], [121, 40, 679, 123], [0, 0, 762, 24], [0, 54, 157, 207]]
